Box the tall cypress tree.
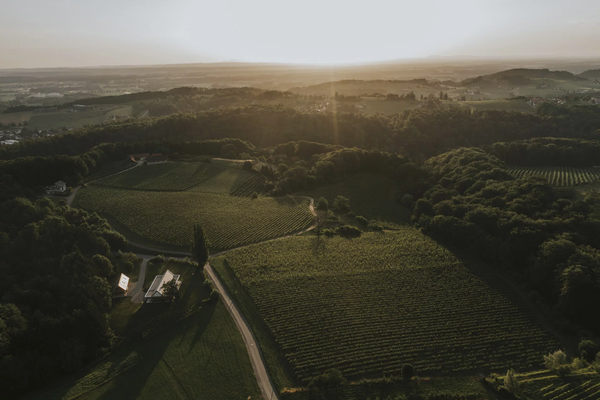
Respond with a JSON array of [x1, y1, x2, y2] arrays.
[[191, 223, 209, 268]]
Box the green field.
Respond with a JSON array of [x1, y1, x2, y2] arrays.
[[90, 161, 265, 195], [28, 259, 261, 400], [299, 173, 410, 227], [461, 100, 535, 113], [76, 186, 314, 250], [27, 106, 132, 130], [508, 166, 600, 187], [212, 229, 560, 387], [361, 99, 420, 115], [0, 110, 32, 125], [500, 368, 600, 400], [92, 162, 225, 191]]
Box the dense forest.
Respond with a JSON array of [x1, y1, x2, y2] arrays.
[[2, 104, 600, 162], [412, 148, 600, 332], [0, 198, 128, 397]]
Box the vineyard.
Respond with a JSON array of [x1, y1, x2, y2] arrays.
[[75, 186, 314, 250], [214, 229, 560, 383], [508, 166, 600, 187], [187, 168, 265, 196], [516, 369, 600, 400], [91, 162, 225, 191]]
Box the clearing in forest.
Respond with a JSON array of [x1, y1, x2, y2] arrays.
[[212, 229, 561, 385], [508, 165, 600, 187]]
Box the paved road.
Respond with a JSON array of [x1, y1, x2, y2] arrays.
[[129, 256, 151, 303]]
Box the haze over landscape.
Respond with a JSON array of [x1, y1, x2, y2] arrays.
[[2, 0, 600, 68], [2, 2, 600, 400]]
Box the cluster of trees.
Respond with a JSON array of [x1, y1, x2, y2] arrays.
[[0, 138, 255, 189], [0, 197, 128, 396], [270, 147, 422, 195], [412, 148, 600, 332], [491, 137, 600, 167]]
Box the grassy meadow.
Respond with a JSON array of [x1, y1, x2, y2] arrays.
[[211, 229, 561, 391]]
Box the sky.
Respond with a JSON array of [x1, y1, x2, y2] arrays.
[[1, 0, 600, 69]]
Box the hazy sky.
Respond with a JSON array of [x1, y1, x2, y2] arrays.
[[1, 0, 600, 68]]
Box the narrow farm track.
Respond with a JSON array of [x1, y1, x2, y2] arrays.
[[124, 197, 316, 400]]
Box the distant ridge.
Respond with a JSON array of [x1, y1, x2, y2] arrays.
[[461, 68, 585, 86], [579, 69, 600, 79]]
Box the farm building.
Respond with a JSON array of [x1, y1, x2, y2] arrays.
[[145, 154, 168, 165], [145, 269, 180, 302], [45, 180, 67, 194], [129, 153, 150, 161], [115, 273, 130, 295]]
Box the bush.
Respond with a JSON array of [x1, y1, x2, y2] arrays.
[[402, 364, 415, 381], [316, 197, 329, 210], [243, 160, 253, 171], [544, 350, 568, 371], [309, 368, 346, 390], [333, 196, 351, 213], [579, 339, 600, 362], [371, 224, 384, 232], [336, 225, 362, 237], [356, 215, 368, 225], [572, 357, 588, 371], [400, 194, 414, 208], [504, 369, 521, 396], [252, 192, 258, 199]]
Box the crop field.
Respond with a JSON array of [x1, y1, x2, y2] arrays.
[[0, 110, 33, 125], [75, 186, 314, 250], [27, 106, 132, 130], [361, 99, 420, 115], [91, 161, 265, 196], [508, 166, 600, 187], [213, 229, 560, 383], [92, 162, 225, 191], [514, 369, 600, 400], [187, 168, 264, 195], [299, 173, 410, 226], [461, 100, 535, 113]]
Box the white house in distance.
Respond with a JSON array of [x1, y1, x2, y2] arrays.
[[145, 269, 180, 302], [45, 180, 67, 194]]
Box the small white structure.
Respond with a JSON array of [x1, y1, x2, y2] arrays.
[[145, 269, 180, 301], [1, 140, 19, 145], [117, 273, 130, 293], [45, 180, 67, 194]]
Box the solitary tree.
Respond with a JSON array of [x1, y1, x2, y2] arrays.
[[402, 364, 415, 381], [191, 223, 209, 268], [161, 279, 179, 303]]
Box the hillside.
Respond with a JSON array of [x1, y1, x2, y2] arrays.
[[462, 68, 584, 86], [579, 69, 600, 79], [212, 229, 561, 386]]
